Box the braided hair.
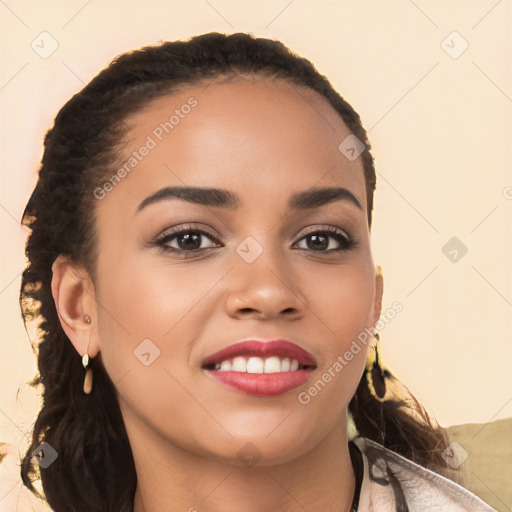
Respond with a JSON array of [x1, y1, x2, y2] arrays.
[[19, 32, 451, 512]]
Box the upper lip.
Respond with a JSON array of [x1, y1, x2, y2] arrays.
[[202, 339, 317, 368]]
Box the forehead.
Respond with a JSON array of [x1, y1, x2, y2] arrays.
[[103, 77, 367, 213]]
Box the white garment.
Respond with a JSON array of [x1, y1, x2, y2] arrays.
[[353, 437, 497, 511]]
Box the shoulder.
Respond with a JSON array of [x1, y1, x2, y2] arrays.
[[352, 436, 497, 511]]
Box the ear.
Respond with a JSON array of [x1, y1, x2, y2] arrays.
[[51, 255, 100, 359], [370, 264, 384, 329]]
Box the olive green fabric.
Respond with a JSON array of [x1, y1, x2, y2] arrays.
[[446, 417, 512, 512]]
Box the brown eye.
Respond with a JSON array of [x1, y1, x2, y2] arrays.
[[154, 226, 222, 254], [294, 227, 355, 252], [171, 232, 204, 251]]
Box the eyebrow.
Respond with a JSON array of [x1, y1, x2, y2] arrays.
[[136, 185, 363, 213]]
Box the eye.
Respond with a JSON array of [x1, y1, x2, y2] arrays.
[[153, 225, 222, 255], [293, 226, 355, 253], [151, 224, 356, 256]]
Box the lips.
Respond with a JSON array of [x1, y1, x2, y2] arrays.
[[202, 340, 317, 397], [202, 340, 317, 368]]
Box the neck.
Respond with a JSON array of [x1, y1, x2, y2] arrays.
[[129, 415, 356, 512]]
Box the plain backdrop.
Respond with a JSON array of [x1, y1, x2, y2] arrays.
[[0, 1, 511, 509]]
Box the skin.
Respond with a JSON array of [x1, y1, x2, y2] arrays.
[[52, 76, 383, 512]]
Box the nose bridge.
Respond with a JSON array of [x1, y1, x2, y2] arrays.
[[235, 230, 291, 280], [225, 233, 305, 318]]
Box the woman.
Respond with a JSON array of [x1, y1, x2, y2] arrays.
[[19, 32, 496, 511]]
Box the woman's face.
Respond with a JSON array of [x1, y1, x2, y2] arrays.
[[90, 76, 382, 466]]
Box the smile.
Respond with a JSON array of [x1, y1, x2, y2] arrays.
[[202, 340, 317, 397]]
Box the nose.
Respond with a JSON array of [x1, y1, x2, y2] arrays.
[[224, 250, 306, 321]]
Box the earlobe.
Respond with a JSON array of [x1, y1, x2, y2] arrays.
[[51, 255, 100, 358]]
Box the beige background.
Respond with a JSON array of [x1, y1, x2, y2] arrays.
[[0, 1, 511, 510]]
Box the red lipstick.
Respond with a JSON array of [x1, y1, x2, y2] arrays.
[[202, 340, 317, 397]]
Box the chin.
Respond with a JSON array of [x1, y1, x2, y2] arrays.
[[199, 427, 323, 469]]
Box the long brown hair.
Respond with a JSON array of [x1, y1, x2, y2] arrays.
[[19, 32, 451, 512]]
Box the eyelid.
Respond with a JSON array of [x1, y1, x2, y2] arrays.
[[153, 224, 223, 247], [298, 224, 350, 239], [156, 223, 219, 239]]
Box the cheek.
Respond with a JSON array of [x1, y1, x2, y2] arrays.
[[93, 252, 218, 383], [292, 267, 373, 412], [302, 261, 375, 348], [297, 263, 374, 399], [93, 255, 216, 448]]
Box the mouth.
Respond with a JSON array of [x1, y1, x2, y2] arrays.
[[201, 340, 317, 397]]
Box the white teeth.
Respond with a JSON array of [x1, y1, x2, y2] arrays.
[[231, 356, 247, 372], [213, 356, 302, 373], [220, 360, 232, 371], [264, 356, 282, 373], [247, 357, 264, 374]]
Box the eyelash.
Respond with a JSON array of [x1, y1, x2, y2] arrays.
[[152, 224, 357, 257]]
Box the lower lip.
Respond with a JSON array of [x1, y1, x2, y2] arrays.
[[206, 369, 314, 397]]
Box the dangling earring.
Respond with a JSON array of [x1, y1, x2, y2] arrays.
[[366, 332, 386, 402], [82, 315, 93, 395]]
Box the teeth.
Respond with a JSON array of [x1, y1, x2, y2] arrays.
[[220, 360, 232, 371], [231, 356, 246, 372], [213, 356, 303, 373], [264, 356, 281, 373], [247, 357, 264, 374]]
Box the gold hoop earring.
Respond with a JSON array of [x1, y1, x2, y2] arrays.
[[366, 332, 386, 402]]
